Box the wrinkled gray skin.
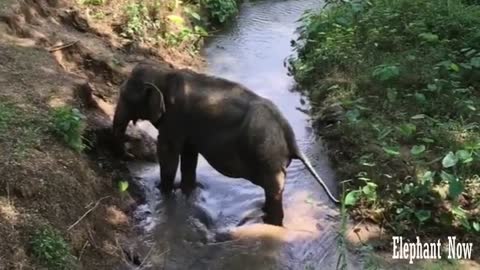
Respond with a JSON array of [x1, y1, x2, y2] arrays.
[[113, 62, 339, 226]]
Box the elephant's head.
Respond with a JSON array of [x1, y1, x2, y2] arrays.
[[112, 66, 169, 157]]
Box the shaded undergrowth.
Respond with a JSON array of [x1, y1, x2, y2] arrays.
[[289, 0, 480, 249]]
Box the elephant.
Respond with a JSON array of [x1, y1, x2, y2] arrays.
[[112, 62, 339, 226]]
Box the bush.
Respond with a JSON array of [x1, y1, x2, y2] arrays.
[[51, 106, 86, 152], [120, 1, 208, 52], [202, 0, 237, 24], [30, 227, 72, 270], [290, 0, 480, 237], [122, 2, 159, 39]]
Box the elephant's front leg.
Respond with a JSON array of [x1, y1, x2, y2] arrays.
[[180, 144, 198, 196], [157, 139, 180, 195]]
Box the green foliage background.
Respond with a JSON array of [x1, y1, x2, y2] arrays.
[[290, 0, 480, 237]]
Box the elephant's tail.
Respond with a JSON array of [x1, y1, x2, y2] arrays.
[[293, 151, 340, 204]]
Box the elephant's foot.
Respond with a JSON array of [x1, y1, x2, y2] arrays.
[[262, 205, 284, 226], [179, 180, 197, 197], [263, 214, 283, 227], [262, 196, 284, 227], [158, 181, 174, 196]]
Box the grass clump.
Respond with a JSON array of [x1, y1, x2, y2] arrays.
[[0, 101, 46, 158], [30, 227, 72, 270], [0, 102, 16, 132], [51, 106, 86, 152], [79, 0, 104, 6], [289, 0, 480, 240]]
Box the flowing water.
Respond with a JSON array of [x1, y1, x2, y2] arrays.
[[129, 0, 361, 269]]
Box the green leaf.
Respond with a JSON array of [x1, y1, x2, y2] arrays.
[[118, 180, 129, 192], [427, 83, 437, 91], [466, 105, 476, 111], [360, 161, 376, 167], [420, 137, 435, 143], [451, 205, 468, 219], [470, 57, 480, 68], [418, 32, 439, 42], [419, 171, 434, 185], [387, 88, 397, 102], [415, 210, 431, 223], [414, 93, 426, 104], [450, 63, 460, 72], [345, 109, 360, 122], [455, 150, 472, 163], [473, 222, 480, 232], [383, 146, 400, 156], [397, 123, 416, 137], [411, 114, 426, 120], [362, 182, 377, 201], [167, 15, 185, 26], [440, 170, 455, 182], [448, 180, 464, 200], [465, 49, 477, 57], [194, 26, 208, 36], [411, 145, 426, 155], [442, 151, 458, 168], [372, 64, 400, 81], [344, 190, 360, 206]]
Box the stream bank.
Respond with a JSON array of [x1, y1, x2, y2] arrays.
[[0, 0, 210, 268]]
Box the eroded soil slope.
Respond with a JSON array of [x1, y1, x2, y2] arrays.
[[0, 0, 192, 269]]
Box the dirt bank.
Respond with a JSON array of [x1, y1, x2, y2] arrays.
[[0, 0, 202, 269]]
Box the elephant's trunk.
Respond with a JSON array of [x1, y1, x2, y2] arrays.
[[112, 99, 131, 158]]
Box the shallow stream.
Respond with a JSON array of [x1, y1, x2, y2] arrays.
[[128, 0, 360, 269]]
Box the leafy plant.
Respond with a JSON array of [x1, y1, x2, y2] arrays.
[[122, 2, 151, 39], [372, 64, 400, 82], [31, 227, 72, 270], [202, 0, 237, 24], [120, 1, 207, 52], [51, 106, 86, 152], [164, 15, 207, 48]]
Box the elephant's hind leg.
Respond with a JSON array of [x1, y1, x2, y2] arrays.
[[157, 140, 180, 195], [180, 144, 198, 196], [260, 170, 286, 226]]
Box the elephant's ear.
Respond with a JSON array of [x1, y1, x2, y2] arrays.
[[144, 82, 165, 125]]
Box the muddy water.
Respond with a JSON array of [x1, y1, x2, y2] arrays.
[[129, 0, 360, 269]]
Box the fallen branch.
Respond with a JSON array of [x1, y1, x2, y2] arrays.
[[47, 40, 78, 52], [67, 195, 110, 231], [78, 240, 89, 262]]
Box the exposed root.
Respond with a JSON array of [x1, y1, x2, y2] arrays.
[[47, 40, 78, 52]]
